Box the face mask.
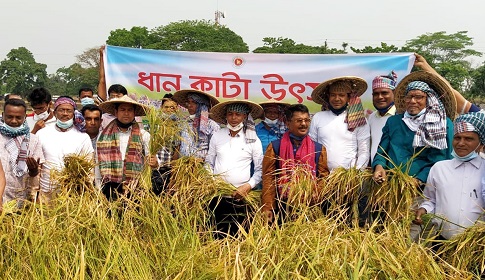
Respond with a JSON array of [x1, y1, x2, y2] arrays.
[[189, 114, 196, 120], [264, 118, 278, 127], [405, 108, 426, 118], [56, 119, 73, 130], [2, 122, 26, 133], [33, 110, 50, 121], [452, 142, 481, 162], [227, 122, 244, 132], [81, 97, 95, 107]]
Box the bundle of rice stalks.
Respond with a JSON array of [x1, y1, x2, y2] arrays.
[[0, 199, 18, 215], [51, 153, 95, 195], [324, 167, 370, 225], [368, 166, 421, 222], [438, 221, 485, 276], [272, 163, 324, 220], [144, 106, 185, 155], [168, 156, 259, 210], [140, 106, 188, 191], [278, 164, 319, 206]]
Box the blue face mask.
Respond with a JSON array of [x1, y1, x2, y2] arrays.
[[3, 122, 26, 133], [404, 108, 426, 118], [451, 142, 481, 162], [81, 97, 95, 107], [56, 119, 73, 129], [264, 117, 278, 127]]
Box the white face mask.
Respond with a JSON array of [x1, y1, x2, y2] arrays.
[[33, 110, 50, 121], [227, 122, 244, 132], [264, 117, 278, 127]]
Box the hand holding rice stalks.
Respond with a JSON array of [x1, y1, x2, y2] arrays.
[[139, 106, 187, 192], [368, 167, 422, 222], [168, 156, 259, 210], [51, 153, 95, 195], [144, 106, 185, 155]]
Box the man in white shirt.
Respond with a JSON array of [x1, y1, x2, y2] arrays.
[[309, 76, 370, 171], [0, 99, 44, 207], [206, 100, 264, 237], [368, 72, 397, 164], [309, 76, 371, 226], [97, 95, 157, 201], [26, 87, 56, 134], [414, 112, 485, 242], [36, 96, 94, 203]]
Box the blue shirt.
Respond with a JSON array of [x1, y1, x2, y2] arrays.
[[256, 122, 281, 153]]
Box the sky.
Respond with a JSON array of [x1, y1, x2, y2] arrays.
[[2, 0, 485, 74]]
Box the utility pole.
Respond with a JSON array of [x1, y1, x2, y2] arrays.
[[214, 10, 225, 26]]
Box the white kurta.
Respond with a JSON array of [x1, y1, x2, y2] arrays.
[[37, 125, 94, 192], [206, 128, 263, 188], [309, 110, 370, 171], [368, 106, 395, 164], [421, 157, 485, 239], [26, 115, 56, 133]]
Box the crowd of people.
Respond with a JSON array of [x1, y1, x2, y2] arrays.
[[0, 53, 484, 245]]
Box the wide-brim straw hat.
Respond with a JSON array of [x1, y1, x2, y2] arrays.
[[172, 89, 220, 109], [311, 76, 368, 105], [394, 71, 457, 120], [258, 100, 291, 119], [210, 99, 264, 124], [99, 95, 148, 116]]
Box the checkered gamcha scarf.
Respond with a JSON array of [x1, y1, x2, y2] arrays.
[[97, 120, 144, 184], [454, 112, 485, 144], [407, 81, 448, 149], [345, 92, 367, 131], [179, 93, 212, 157], [0, 122, 30, 177]]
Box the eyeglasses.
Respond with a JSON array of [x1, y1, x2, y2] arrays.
[[404, 95, 426, 102], [292, 118, 311, 124]]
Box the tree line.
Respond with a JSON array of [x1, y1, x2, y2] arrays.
[[1, 20, 484, 100]]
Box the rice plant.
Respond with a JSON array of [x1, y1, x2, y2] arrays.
[[0, 145, 480, 279], [50, 153, 96, 195], [324, 167, 370, 227], [439, 221, 485, 277]]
